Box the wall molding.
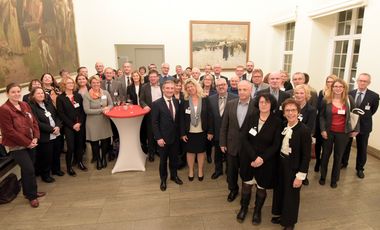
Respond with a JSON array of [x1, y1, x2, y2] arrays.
[[308, 0, 368, 19]]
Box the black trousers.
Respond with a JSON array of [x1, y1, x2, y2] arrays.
[[272, 154, 301, 227], [90, 137, 111, 161], [227, 153, 239, 192], [314, 131, 323, 169], [64, 127, 85, 169], [213, 141, 224, 174], [158, 141, 179, 180], [145, 115, 157, 156], [321, 131, 349, 183], [10, 148, 38, 200], [342, 133, 370, 171], [206, 139, 212, 159], [36, 139, 60, 178]]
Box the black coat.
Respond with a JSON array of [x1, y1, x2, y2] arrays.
[[349, 89, 379, 133], [241, 113, 282, 188], [127, 84, 141, 105], [179, 97, 213, 136], [56, 92, 85, 131], [29, 100, 62, 143], [299, 102, 317, 135]]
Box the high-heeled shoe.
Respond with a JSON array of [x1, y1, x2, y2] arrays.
[[188, 176, 194, 181], [198, 175, 204, 181]]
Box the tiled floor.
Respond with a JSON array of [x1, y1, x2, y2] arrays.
[[1, 151, 380, 230]]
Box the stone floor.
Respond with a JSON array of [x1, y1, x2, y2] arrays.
[[0, 152, 380, 230]]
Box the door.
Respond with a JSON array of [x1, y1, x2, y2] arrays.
[[115, 45, 164, 70]]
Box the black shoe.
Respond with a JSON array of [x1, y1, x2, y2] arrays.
[[357, 170, 365, 179], [188, 176, 194, 181], [341, 163, 348, 169], [78, 162, 88, 171], [271, 216, 281, 224], [283, 226, 294, 230], [319, 179, 325, 185], [198, 176, 204, 181], [330, 182, 338, 188], [170, 176, 183, 185], [160, 180, 167, 191], [207, 155, 212, 163], [227, 190, 239, 202], [52, 170, 65, 176], [41, 176, 55, 183], [96, 159, 102, 170], [67, 168, 77, 177], [236, 206, 248, 223], [211, 172, 223, 180], [302, 178, 309, 186]]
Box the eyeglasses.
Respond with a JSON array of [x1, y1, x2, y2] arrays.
[[284, 109, 298, 113]]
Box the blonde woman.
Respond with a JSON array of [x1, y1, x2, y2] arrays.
[[319, 79, 359, 188], [180, 78, 213, 181]]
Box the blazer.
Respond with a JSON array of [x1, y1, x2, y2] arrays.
[[251, 82, 269, 98], [127, 84, 141, 105], [139, 83, 162, 108], [179, 97, 213, 136], [0, 100, 40, 147], [219, 98, 256, 156], [101, 79, 123, 99], [159, 75, 174, 85], [283, 122, 311, 173], [299, 102, 317, 135], [241, 113, 282, 188], [349, 89, 379, 133], [117, 75, 131, 96], [29, 100, 62, 143], [208, 93, 238, 142], [56, 92, 86, 131], [319, 95, 359, 134], [151, 97, 180, 145]]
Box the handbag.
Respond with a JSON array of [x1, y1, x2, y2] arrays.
[[347, 99, 364, 130]]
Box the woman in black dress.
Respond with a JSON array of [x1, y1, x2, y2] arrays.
[[180, 78, 213, 181], [237, 93, 282, 224]]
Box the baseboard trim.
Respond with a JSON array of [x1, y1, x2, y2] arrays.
[[368, 145, 380, 160]]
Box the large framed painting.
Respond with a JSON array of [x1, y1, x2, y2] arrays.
[[190, 20, 250, 70], [0, 0, 79, 90]]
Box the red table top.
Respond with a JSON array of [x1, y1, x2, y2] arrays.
[[105, 105, 149, 118]]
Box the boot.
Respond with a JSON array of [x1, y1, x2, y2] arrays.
[[96, 158, 102, 170], [101, 152, 107, 168], [252, 188, 267, 225], [236, 183, 252, 223]]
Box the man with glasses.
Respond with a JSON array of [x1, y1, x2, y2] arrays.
[[250, 68, 269, 98]]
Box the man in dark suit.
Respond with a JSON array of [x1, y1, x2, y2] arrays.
[[200, 64, 215, 81], [208, 78, 238, 179], [151, 80, 183, 191], [286, 72, 318, 108], [251, 68, 269, 98], [118, 62, 133, 97], [220, 80, 256, 202], [172, 65, 183, 79], [144, 64, 158, 83], [213, 64, 229, 85], [235, 65, 245, 81], [241, 61, 254, 82], [95, 62, 105, 80], [342, 73, 379, 178], [256, 71, 291, 117], [140, 70, 162, 161], [159, 63, 174, 85]]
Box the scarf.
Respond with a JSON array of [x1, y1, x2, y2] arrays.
[[89, 88, 103, 100], [189, 96, 202, 127]]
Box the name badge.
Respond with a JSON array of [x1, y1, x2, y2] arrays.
[[279, 105, 282, 111], [74, 103, 80, 108], [338, 109, 345, 115], [365, 104, 371, 110], [45, 111, 51, 117], [298, 114, 303, 121], [185, 108, 191, 114], [114, 92, 118, 96], [249, 127, 257, 136], [101, 95, 107, 100]]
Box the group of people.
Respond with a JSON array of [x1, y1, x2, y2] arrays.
[[0, 61, 378, 230]]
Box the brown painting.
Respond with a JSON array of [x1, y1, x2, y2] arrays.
[[0, 0, 79, 89]]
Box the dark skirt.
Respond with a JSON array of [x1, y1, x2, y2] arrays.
[[185, 132, 207, 153]]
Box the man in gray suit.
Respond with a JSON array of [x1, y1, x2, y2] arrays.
[[118, 62, 133, 97], [208, 78, 238, 179], [220, 80, 256, 202], [101, 67, 123, 103], [251, 68, 269, 98]]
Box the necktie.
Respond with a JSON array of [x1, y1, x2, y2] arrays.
[[106, 81, 111, 93], [254, 84, 259, 97], [168, 100, 174, 120], [356, 92, 362, 107], [219, 96, 226, 116]]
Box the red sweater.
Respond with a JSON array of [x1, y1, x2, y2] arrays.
[[0, 100, 40, 148], [330, 104, 346, 133]]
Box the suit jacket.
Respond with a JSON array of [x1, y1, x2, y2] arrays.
[[127, 84, 141, 105], [208, 93, 238, 142], [139, 83, 162, 108], [242, 73, 251, 81], [117, 75, 131, 96], [29, 100, 62, 143], [349, 89, 379, 133], [151, 97, 180, 145], [299, 102, 317, 135], [219, 98, 256, 156], [319, 95, 359, 134], [101, 79, 123, 100], [256, 87, 291, 116], [56, 92, 86, 131], [283, 122, 311, 173], [179, 97, 213, 136], [159, 75, 174, 85], [251, 82, 269, 98]]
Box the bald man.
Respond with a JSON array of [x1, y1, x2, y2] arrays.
[[95, 62, 105, 80]]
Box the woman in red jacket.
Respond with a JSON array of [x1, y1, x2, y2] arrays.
[[0, 83, 46, 208]]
